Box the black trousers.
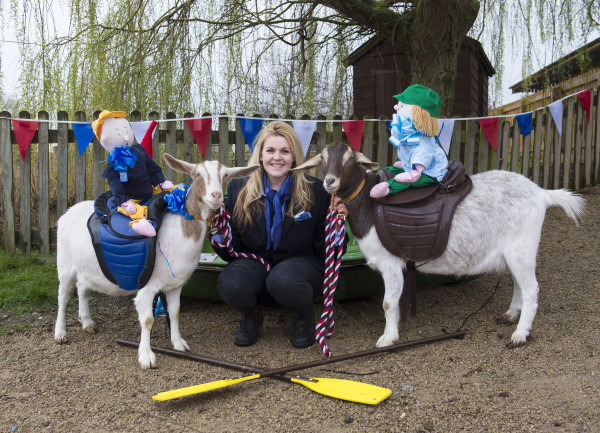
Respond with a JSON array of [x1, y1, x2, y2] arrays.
[[217, 257, 323, 313]]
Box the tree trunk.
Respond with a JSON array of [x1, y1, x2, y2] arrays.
[[401, 0, 480, 116], [320, 0, 480, 116]]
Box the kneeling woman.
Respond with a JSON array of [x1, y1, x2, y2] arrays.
[[212, 121, 344, 348]]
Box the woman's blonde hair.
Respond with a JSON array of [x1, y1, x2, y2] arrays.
[[233, 121, 314, 231]]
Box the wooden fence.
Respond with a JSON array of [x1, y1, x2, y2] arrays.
[[1, 88, 600, 255]]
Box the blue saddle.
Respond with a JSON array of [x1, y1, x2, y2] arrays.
[[87, 191, 169, 291]]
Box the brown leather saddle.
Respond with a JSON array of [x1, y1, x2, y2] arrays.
[[373, 160, 473, 319]]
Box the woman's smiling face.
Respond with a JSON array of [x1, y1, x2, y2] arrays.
[[260, 134, 294, 189]]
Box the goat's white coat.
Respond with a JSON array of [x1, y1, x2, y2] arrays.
[[54, 157, 258, 368], [299, 147, 586, 348]]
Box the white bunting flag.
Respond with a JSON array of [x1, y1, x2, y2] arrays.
[[292, 120, 317, 157], [131, 121, 156, 144], [437, 119, 455, 155], [548, 100, 563, 136]]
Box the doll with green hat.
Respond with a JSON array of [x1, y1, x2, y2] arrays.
[[370, 84, 448, 198]]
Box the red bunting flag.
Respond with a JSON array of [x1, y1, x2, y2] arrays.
[[341, 120, 365, 151], [576, 89, 591, 121], [12, 119, 39, 161], [478, 117, 499, 152], [140, 120, 157, 157], [185, 118, 212, 158]]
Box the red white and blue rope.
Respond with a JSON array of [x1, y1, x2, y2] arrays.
[[209, 205, 271, 271], [315, 208, 346, 357]]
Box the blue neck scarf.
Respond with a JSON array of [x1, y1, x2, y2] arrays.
[[263, 174, 292, 251], [107, 145, 137, 182]]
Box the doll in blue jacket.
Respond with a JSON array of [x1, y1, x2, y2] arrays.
[[92, 110, 174, 236]]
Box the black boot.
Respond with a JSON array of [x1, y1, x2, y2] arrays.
[[291, 309, 315, 348], [234, 307, 263, 347]]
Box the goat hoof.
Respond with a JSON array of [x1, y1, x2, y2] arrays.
[[173, 339, 190, 352], [139, 351, 157, 369], [507, 331, 530, 348], [376, 335, 397, 348], [54, 333, 68, 344], [83, 326, 96, 335], [498, 312, 519, 324]]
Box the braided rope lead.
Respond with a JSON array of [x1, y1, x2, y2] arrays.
[[315, 208, 346, 357], [208, 205, 271, 271]]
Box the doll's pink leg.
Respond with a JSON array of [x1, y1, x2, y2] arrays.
[[131, 218, 156, 237]]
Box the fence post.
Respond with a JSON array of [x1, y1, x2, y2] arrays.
[[594, 87, 600, 184], [478, 126, 489, 174], [574, 100, 583, 190], [56, 111, 69, 220], [218, 114, 229, 165], [235, 114, 246, 166], [361, 115, 374, 161], [562, 97, 575, 189], [584, 89, 594, 187], [522, 118, 532, 179], [464, 119, 477, 175], [165, 112, 177, 181], [183, 111, 196, 181], [376, 116, 389, 168], [532, 110, 543, 185], [449, 118, 462, 163], [543, 110, 552, 189], [511, 118, 521, 173], [500, 120, 510, 171], [74, 111, 87, 204], [92, 110, 105, 198], [38, 111, 50, 254], [314, 115, 327, 179], [552, 103, 563, 190], [17, 111, 32, 254], [0, 111, 15, 254]]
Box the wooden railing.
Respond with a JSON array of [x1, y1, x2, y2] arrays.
[[1, 88, 599, 255]]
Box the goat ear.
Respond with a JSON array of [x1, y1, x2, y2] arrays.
[[164, 153, 195, 175], [225, 164, 260, 179], [291, 153, 323, 171], [355, 151, 380, 171]]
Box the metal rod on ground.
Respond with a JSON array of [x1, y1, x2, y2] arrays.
[[116, 330, 465, 379]]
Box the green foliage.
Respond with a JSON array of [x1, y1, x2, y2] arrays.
[[0, 249, 58, 313]]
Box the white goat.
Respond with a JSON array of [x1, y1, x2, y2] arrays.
[[295, 142, 586, 348], [54, 154, 258, 368]]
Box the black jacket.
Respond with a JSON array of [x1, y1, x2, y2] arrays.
[[213, 175, 341, 271], [102, 143, 166, 205]]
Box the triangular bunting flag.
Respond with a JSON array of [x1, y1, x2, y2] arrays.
[[436, 119, 455, 154], [131, 120, 158, 157], [131, 121, 153, 144], [548, 100, 563, 136], [515, 112, 533, 137], [185, 118, 212, 158], [292, 120, 316, 157], [12, 119, 39, 161], [576, 89, 591, 121], [341, 120, 364, 151], [140, 120, 158, 157], [239, 118, 264, 151], [71, 122, 95, 155], [478, 117, 499, 152]]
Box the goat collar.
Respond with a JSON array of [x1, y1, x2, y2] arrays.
[[337, 178, 365, 204]]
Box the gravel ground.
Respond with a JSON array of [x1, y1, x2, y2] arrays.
[[1, 185, 599, 433]]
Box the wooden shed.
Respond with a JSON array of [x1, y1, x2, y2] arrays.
[[347, 36, 495, 118]]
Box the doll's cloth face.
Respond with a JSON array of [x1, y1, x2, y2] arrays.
[[394, 102, 414, 119], [100, 117, 135, 151]]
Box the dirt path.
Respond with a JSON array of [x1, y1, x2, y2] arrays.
[[1, 185, 599, 432]]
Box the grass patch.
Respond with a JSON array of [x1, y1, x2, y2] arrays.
[[0, 249, 59, 332]]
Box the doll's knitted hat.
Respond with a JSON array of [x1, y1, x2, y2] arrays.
[[394, 84, 441, 118]]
